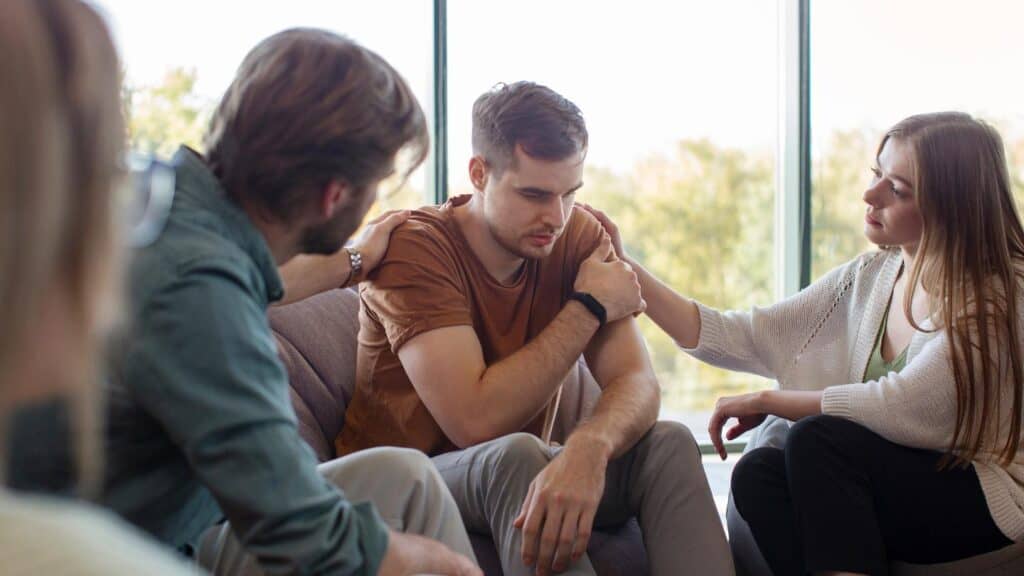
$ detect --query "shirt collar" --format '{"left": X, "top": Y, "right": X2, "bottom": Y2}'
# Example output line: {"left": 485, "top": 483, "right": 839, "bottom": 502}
{"left": 171, "top": 146, "right": 284, "bottom": 302}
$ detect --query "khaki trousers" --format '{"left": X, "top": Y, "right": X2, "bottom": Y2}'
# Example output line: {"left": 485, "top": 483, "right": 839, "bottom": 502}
{"left": 198, "top": 447, "right": 476, "bottom": 575}
{"left": 431, "top": 421, "right": 734, "bottom": 576}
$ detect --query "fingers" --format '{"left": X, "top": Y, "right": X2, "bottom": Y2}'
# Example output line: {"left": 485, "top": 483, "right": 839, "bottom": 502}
{"left": 371, "top": 209, "right": 411, "bottom": 233}
{"left": 514, "top": 481, "right": 537, "bottom": 529}
{"left": 708, "top": 404, "right": 728, "bottom": 461}
{"left": 726, "top": 417, "right": 757, "bottom": 441}
{"left": 551, "top": 506, "right": 581, "bottom": 572}
{"left": 572, "top": 505, "right": 595, "bottom": 563}
{"left": 725, "top": 422, "right": 746, "bottom": 442}
{"left": 633, "top": 297, "right": 648, "bottom": 317}
{"left": 520, "top": 496, "right": 545, "bottom": 568}
{"left": 580, "top": 203, "right": 613, "bottom": 230}
{"left": 535, "top": 508, "right": 564, "bottom": 576}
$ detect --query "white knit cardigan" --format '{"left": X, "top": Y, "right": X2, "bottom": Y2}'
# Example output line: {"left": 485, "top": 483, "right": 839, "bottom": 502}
{"left": 685, "top": 248, "right": 1024, "bottom": 541}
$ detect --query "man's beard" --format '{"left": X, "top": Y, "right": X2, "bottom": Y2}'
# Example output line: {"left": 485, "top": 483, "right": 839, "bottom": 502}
{"left": 486, "top": 218, "right": 556, "bottom": 260}
{"left": 299, "top": 203, "right": 363, "bottom": 255}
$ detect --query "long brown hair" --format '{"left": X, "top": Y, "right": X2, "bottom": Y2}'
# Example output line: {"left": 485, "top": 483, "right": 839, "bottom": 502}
{"left": 0, "top": 0, "right": 123, "bottom": 489}
{"left": 888, "top": 112, "right": 1024, "bottom": 466}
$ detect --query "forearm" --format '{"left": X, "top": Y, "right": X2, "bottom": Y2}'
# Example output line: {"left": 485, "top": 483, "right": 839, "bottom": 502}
{"left": 566, "top": 370, "right": 660, "bottom": 460}
{"left": 760, "top": 389, "right": 822, "bottom": 421}
{"left": 276, "top": 251, "right": 353, "bottom": 306}
{"left": 469, "top": 301, "right": 601, "bottom": 441}
{"left": 626, "top": 256, "right": 702, "bottom": 348}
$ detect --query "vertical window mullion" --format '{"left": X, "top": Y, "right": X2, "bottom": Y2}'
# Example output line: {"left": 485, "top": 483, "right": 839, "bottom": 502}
{"left": 798, "top": 0, "right": 812, "bottom": 289}
{"left": 776, "top": 0, "right": 804, "bottom": 299}
{"left": 429, "top": 0, "right": 448, "bottom": 205}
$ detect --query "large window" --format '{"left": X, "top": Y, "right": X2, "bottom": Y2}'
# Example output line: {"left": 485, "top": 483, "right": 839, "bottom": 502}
{"left": 448, "top": 0, "right": 780, "bottom": 436}
{"left": 810, "top": 0, "right": 1024, "bottom": 278}
{"left": 93, "top": 0, "right": 1024, "bottom": 447}
{"left": 93, "top": 0, "right": 433, "bottom": 214}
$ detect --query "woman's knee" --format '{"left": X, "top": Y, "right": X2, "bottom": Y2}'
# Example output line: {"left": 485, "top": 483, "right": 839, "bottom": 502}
{"left": 786, "top": 414, "right": 856, "bottom": 462}
{"left": 730, "top": 447, "right": 784, "bottom": 517}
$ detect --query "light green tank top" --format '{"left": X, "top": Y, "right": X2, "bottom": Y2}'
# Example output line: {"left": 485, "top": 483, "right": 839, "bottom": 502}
{"left": 863, "top": 297, "right": 909, "bottom": 381}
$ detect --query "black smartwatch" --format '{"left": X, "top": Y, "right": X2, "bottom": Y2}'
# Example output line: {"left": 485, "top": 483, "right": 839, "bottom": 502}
{"left": 569, "top": 291, "right": 607, "bottom": 326}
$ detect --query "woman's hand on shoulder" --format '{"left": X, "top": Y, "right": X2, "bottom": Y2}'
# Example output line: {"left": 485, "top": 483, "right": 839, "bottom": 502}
{"left": 578, "top": 203, "right": 627, "bottom": 261}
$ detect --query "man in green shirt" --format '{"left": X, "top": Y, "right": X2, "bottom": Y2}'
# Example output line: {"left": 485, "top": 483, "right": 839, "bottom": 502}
{"left": 102, "top": 29, "right": 479, "bottom": 576}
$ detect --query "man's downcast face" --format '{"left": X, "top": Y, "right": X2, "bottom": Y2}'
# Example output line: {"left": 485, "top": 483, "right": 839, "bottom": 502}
{"left": 482, "top": 147, "right": 585, "bottom": 260}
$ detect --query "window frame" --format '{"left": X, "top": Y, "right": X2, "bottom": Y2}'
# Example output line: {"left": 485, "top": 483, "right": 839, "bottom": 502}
{"left": 426, "top": 0, "right": 810, "bottom": 453}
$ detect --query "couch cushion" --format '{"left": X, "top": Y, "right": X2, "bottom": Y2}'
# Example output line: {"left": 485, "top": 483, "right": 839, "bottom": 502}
{"left": 270, "top": 287, "right": 360, "bottom": 461}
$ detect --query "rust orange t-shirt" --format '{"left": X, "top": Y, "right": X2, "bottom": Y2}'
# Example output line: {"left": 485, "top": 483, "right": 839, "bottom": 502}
{"left": 336, "top": 194, "right": 606, "bottom": 457}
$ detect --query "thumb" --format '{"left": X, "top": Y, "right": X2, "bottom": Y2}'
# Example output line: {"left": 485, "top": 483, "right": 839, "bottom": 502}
{"left": 588, "top": 234, "right": 612, "bottom": 262}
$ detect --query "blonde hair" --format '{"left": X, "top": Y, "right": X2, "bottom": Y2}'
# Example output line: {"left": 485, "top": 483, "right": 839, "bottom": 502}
{"left": 886, "top": 112, "right": 1024, "bottom": 467}
{"left": 0, "top": 0, "right": 124, "bottom": 491}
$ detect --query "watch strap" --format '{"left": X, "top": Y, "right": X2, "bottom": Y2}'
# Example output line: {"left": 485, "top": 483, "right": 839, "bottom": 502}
{"left": 343, "top": 247, "right": 363, "bottom": 286}
{"left": 569, "top": 291, "right": 607, "bottom": 326}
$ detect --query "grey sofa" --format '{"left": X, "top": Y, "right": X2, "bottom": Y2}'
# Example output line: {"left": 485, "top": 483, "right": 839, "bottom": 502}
{"left": 268, "top": 287, "right": 649, "bottom": 575}
{"left": 729, "top": 416, "right": 1024, "bottom": 576}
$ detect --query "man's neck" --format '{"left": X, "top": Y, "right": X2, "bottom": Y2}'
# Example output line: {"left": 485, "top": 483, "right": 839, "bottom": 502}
{"left": 454, "top": 195, "right": 525, "bottom": 285}
{"left": 241, "top": 201, "right": 300, "bottom": 266}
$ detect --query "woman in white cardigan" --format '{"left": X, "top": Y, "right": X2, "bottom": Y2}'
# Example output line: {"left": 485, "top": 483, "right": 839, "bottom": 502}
{"left": 583, "top": 112, "right": 1022, "bottom": 575}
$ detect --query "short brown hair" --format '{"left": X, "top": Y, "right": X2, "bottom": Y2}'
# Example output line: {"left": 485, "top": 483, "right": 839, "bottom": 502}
{"left": 472, "top": 81, "right": 587, "bottom": 174}
{"left": 204, "top": 29, "right": 428, "bottom": 220}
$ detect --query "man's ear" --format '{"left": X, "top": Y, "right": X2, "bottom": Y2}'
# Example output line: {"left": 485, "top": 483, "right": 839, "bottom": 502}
{"left": 468, "top": 156, "right": 489, "bottom": 193}
{"left": 320, "top": 179, "right": 353, "bottom": 219}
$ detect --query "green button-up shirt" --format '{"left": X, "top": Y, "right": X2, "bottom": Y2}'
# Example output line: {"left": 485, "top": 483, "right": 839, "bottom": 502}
{"left": 102, "top": 146, "right": 387, "bottom": 574}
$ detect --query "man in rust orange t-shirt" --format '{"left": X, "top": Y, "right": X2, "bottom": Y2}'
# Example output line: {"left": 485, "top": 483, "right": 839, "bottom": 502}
{"left": 337, "top": 82, "right": 732, "bottom": 576}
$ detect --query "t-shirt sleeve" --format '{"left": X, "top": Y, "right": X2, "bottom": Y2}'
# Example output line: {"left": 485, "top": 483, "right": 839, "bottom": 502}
{"left": 565, "top": 205, "right": 613, "bottom": 277}
{"left": 361, "top": 223, "right": 473, "bottom": 353}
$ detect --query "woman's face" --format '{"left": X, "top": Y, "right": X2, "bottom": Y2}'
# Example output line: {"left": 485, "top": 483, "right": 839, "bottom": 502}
{"left": 863, "top": 137, "right": 924, "bottom": 251}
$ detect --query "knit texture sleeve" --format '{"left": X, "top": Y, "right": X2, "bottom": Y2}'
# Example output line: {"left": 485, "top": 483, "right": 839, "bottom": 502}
{"left": 683, "top": 255, "right": 867, "bottom": 380}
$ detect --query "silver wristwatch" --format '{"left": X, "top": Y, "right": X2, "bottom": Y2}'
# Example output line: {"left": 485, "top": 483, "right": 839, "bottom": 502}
{"left": 344, "top": 247, "right": 363, "bottom": 285}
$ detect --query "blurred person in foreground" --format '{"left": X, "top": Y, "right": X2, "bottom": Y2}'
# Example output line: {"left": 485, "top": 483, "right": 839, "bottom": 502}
{"left": 0, "top": 0, "right": 200, "bottom": 573}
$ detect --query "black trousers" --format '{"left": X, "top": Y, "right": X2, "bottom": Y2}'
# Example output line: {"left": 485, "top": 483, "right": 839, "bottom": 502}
{"left": 731, "top": 415, "right": 1012, "bottom": 575}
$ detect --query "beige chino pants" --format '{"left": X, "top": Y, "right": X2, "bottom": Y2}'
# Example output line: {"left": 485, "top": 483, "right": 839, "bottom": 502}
{"left": 431, "top": 421, "right": 734, "bottom": 576}
{"left": 197, "top": 447, "right": 476, "bottom": 575}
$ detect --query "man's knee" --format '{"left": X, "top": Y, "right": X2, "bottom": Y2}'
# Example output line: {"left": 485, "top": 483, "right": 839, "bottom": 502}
{"left": 469, "top": 433, "right": 553, "bottom": 511}
{"left": 487, "top": 432, "right": 551, "bottom": 473}
{"left": 328, "top": 446, "right": 437, "bottom": 488}
{"left": 639, "top": 420, "right": 700, "bottom": 462}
